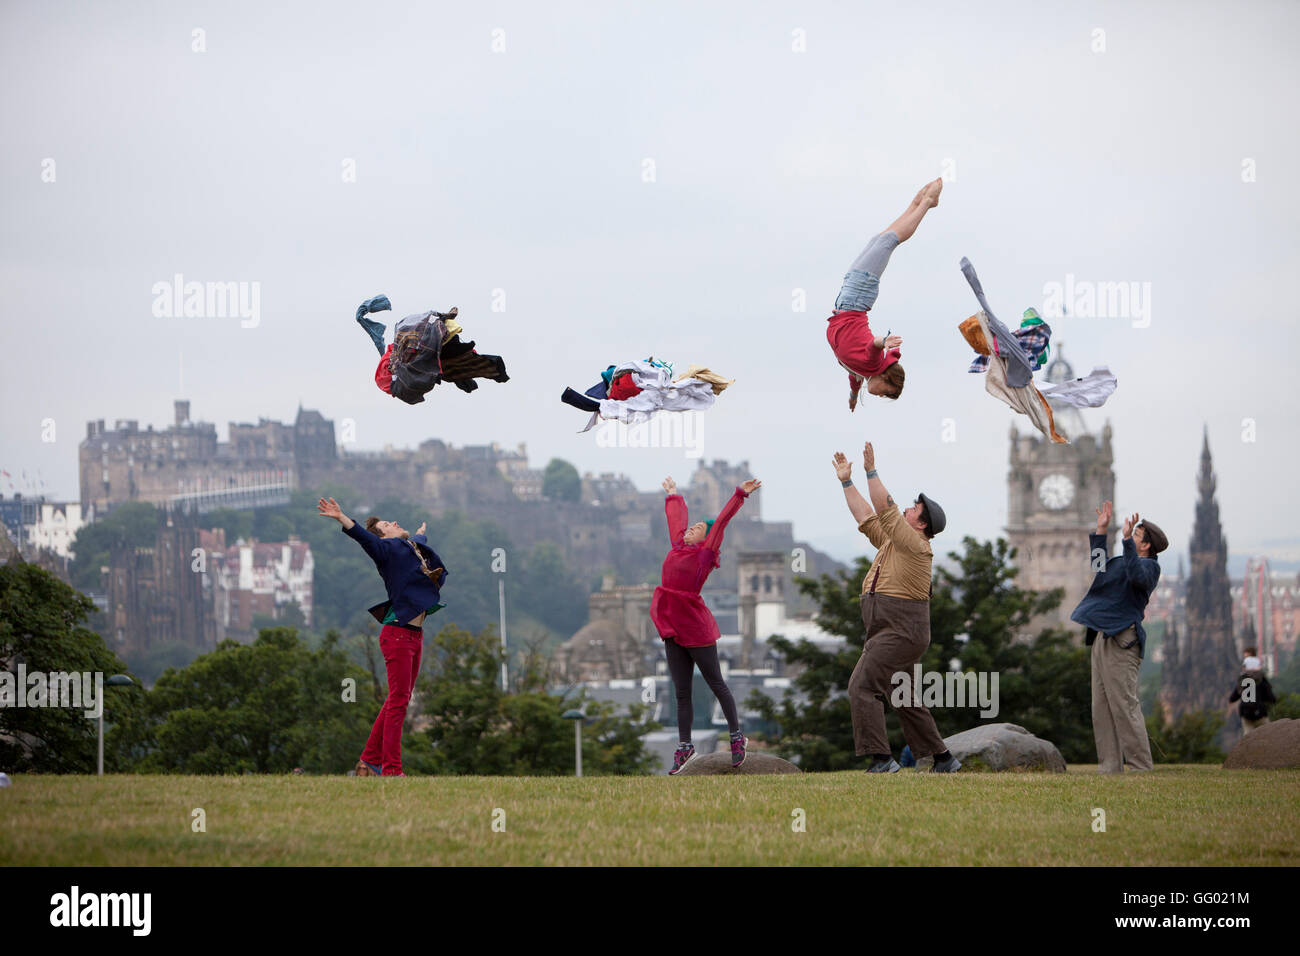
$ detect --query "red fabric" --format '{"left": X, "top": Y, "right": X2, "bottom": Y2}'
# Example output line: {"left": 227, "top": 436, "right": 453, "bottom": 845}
{"left": 374, "top": 344, "right": 394, "bottom": 395}
{"left": 826, "top": 310, "right": 901, "bottom": 394}
{"left": 608, "top": 371, "right": 642, "bottom": 401}
{"left": 650, "top": 489, "right": 748, "bottom": 647}
{"left": 360, "top": 624, "right": 423, "bottom": 774}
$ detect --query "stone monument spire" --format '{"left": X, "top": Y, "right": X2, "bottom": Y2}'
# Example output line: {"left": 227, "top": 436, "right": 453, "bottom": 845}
{"left": 1160, "top": 428, "right": 1238, "bottom": 721}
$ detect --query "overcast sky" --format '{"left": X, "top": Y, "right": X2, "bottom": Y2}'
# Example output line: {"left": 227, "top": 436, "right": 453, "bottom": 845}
{"left": 3, "top": 0, "right": 1297, "bottom": 570}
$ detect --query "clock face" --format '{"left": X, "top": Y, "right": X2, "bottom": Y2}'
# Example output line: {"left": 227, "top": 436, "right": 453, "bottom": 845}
{"left": 1039, "top": 474, "right": 1075, "bottom": 510}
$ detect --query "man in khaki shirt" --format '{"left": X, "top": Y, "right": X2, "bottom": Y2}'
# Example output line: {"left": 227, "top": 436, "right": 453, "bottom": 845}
{"left": 833, "top": 442, "right": 960, "bottom": 773}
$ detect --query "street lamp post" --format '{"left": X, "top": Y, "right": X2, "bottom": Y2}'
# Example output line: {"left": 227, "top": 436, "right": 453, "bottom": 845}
{"left": 98, "top": 674, "right": 136, "bottom": 776}
{"left": 562, "top": 709, "right": 585, "bottom": 778}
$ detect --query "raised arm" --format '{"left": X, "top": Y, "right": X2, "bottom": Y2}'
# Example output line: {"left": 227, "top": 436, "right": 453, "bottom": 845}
{"left": 1088, "top": 501, "right": 1113, "bottom": 575}
{"left": 662, "top": 476, "right": 688, "bottom": 544}
{"left": 833, "top": 452, "right": 873, "bottom": 525}
{"left": 861, "top": 442, "right": 893, "bottom": 515}
{"left": 1121, "top": 513, "right": 1160, "bottom": 594}
{"left": 702, "top": 480, "right": 758, "bottom": 551}
{"left": 319, "top": 497, "right": 387, "bottom": 568}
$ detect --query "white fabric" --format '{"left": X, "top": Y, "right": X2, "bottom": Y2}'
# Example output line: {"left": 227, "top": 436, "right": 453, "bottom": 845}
{"left": 972, "top": 312, "right": 1066, "bottom": 443}
{"left": 591, "top": 359, "right": 717, "bottom": 428}
{"left": 1040, "top": 366, "right": 1117, "bottom": 409}
{"left": 1243, "top": 656, "right": 1262, "bottom": 671}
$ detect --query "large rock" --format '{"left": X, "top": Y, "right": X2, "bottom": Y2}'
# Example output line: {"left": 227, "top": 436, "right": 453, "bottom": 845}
{"left": 932, "top": 722, "right": 1067, "bottom": 772}
{"left": 675, "top": 751, "right": 801, "bottom": 775}
{"left": 1223, "top": 718, "right": 1300, "bottom": 769}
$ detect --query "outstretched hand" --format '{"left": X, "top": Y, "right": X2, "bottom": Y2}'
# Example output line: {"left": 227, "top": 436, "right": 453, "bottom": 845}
{"left": 416, "top": 522, "right": 427, "bottom": 536}
{"left": 832, "top": 452, "right": 852, "bottom": 481}
{"left": 1096, "top": 500, "right": 1113, "bottom": 534}
{"left": 317, "top": 497, "right": 343, "bottom": 521}
{"left": 740, "top": 479, "right": 762, "bottom": 495}
{"left": 662, "top": 476, "right": 677, "bottom": 495}
{"left": 862, "top": 441, "right": 876, "bottom": 472}
{"left": 883, "top": 335, "right": 903, "bottom": 350}
{"left": 1122, "top": 512, "right": 1139, "bottom": 539}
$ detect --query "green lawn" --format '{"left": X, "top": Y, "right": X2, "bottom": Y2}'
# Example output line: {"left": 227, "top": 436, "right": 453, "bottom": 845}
{"left": 2, "top": 766, "right": 1296, "bottom": 866}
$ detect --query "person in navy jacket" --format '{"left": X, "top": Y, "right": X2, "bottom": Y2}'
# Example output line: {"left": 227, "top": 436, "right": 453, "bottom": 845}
{"left": 318, "top": 497, "right": 448, "bottom": 777}
{"left": 1070, "top": 500, "right": 1168, "bottom": 774}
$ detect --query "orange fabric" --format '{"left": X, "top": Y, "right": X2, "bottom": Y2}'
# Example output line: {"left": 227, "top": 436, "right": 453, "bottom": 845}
{"left": 959, "top": 314, "right": 991, "bottom": 354}
{"left": 1035, "top": 387, "right": 1067, "bottom": 443}
{"left": 959, "top": 313, "right": 1067, "bottom": 443}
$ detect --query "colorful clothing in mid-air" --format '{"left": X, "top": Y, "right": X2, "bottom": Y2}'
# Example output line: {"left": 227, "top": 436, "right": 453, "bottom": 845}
{"left": 968, "top": 308, "right": 1050, "bottom": 374}
{"left": 561, "top": 358, "right": 730, "bottom": 432}
{"left": 355, "top": 295, "right": 508, "bottom": 404}
{"left": 957, "top": 258, "right": 1116, "bottom": 443}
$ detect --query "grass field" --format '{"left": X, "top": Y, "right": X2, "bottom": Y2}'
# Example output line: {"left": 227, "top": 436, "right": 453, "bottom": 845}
{"left": 2, "top": 766, "right": 1297, "bottom": 866}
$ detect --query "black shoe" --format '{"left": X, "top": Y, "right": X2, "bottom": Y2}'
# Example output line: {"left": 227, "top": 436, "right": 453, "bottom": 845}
{"left": 865, "top": 757, "right": 901, "bottom": 773}
{"left": 930, "top": 754, "right": 962, "bottom": 773}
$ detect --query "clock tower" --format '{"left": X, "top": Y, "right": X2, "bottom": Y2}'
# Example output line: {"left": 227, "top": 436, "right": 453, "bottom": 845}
{"left": 1005, "top": 347, "right": 1116, "bottom": 629}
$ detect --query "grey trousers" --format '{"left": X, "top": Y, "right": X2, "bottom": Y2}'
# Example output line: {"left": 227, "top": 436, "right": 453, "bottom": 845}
{"left": 1091, "top": 629, "right": 1153, "bottom": 772}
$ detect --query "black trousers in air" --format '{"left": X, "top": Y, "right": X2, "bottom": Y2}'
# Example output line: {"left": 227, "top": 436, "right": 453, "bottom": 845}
{"left": 664, "top": 639, "right": 740, "bottom": 742}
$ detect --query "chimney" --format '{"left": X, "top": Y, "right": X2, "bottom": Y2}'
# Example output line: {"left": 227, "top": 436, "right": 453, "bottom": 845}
{"left": 175, "top": 400, "right": 191, "bottom": 427}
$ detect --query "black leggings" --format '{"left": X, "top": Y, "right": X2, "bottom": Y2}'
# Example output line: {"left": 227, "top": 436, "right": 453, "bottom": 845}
{"left": 664, "top": 639, "right": 740, "bottom": 742}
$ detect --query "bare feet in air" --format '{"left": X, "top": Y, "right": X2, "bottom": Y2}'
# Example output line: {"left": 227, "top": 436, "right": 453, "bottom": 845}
{"left": 923, "top": 177, "right": 943, "bottom": 207}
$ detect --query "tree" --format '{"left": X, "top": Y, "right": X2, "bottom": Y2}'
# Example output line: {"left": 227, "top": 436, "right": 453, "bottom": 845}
{"left": 518, "top": 540, "right": 589, "bottom": 635}
{"left": 417, "top": 624, "right": 657, "bottom": 775}
{"left": 542, "top": 458, "right": 582, "bottom": 502}
{"left": 0, "top": 562, "right": 142, "bottom": 772}
{"left": 747, "top": 536, "right": 1094, "bottom": 769}
{"left": 111, "top": 627, "right": 380, "bottom": 773}
{"left": 1145, "top": 703, "right": 1224, "bottom": 763}
{"left": 68, "top": 501, "right": 162, "bottom": 591}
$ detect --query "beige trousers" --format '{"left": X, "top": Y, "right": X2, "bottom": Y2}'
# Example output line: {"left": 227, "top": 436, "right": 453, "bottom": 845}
{"left": 1091, "top": 629, "right": 1153, "bottom": 773}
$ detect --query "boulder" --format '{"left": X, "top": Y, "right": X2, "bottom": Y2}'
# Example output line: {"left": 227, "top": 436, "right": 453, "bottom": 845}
{"left": 675, "top": 751, "right": 801, "bottom": 775}
{"left": 1223, "top": 718, "right": 1300, "bottom": 769}
{"left": 930, "top": 722, "right": 1067, "bottom": 772}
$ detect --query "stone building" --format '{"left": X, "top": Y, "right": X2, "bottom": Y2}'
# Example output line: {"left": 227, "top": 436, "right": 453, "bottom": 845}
{"left": 24, "top": 501, "right": 90, "bottom": 560}
{"left": 688, "top": 459, "right": 760, "bottom": 522}
{"left": 1005, "top": 391, "right": 1116, "bottom": 628}
{"left": 102, "top": 508, "right": 217, "bottom": 658}
{"left": 1161, "top": 431, "right": 1239, "bottom": 721}
{"left": 201, "top": 529, "right": 314, "bottom": 636}
{"left": 556, "top": 578, "right": 656, "bottom": 681}
{"left": 1232, "top": 558, "right": 1299, "bottom": 671}
{"left": 79, "top": 400, "right": 301, "bottom": 514}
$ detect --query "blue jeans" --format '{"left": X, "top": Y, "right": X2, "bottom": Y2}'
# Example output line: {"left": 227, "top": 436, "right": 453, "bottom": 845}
{"left": 834, "top": 231, "right": 899, "bottom": 311}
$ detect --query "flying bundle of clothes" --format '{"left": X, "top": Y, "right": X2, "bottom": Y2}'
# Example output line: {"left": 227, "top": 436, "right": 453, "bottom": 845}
{"left": 355, "top": 295, "right": 508, "bottom": 405}
{"left": 560, "top": 358, "right": 734, "bottom": 432}
{"left": 957, "top": 258, "right": 1116, "bottom": 444}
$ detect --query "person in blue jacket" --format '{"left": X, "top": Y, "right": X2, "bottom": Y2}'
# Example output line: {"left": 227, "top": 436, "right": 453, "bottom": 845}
{"left": 1070, "top": 500, "right": 1168, "bottom": 774}
{"left": 317, "top": 497, "right": 448, "bottom": 777}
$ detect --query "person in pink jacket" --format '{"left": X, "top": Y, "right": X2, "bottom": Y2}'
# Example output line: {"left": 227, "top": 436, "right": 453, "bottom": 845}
{"left": 827, "top": 177, "right": 944, "bottom": 411}
{"left": 652, "top": 475, "right": 761, "bottom": 774}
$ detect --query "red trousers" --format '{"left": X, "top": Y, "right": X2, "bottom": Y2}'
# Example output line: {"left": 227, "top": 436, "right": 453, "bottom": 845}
{"left": 360, "top": 624, "right": 423, "bottom": 775}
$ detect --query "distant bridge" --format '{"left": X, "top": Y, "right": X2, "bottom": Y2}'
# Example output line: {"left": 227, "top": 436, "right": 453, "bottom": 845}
{"left": 167, "top": 472, "right": 293, "bottom": 514}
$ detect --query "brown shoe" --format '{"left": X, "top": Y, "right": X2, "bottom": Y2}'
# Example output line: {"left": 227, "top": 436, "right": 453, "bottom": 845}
{"left": 354, "top": 758, "right": 380, "bottom": 777}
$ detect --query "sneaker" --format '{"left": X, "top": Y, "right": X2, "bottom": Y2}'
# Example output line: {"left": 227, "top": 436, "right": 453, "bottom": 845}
{"left": 930, "top": 754, "right": 962, "bottom": 773}
{"left": 865, "top": 757, "right": 901, "bottom": 773}
{"left": 730, "top": 735, "right": 748, "bottom": 768}
{"left": 668, "top": 744, "right": 697, "bottom": 775}
{"left": 355, "top": 758, "right": 381, "bottom": 777}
